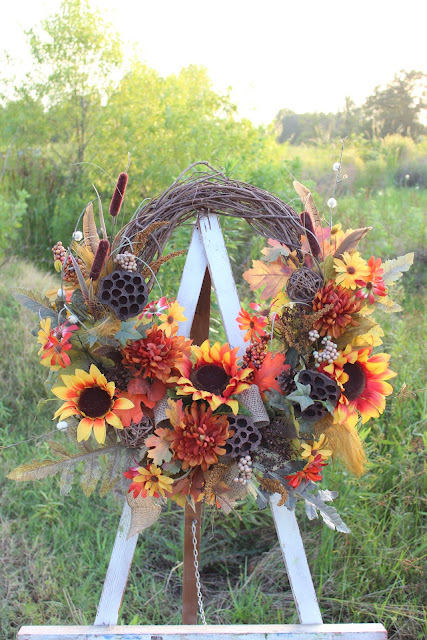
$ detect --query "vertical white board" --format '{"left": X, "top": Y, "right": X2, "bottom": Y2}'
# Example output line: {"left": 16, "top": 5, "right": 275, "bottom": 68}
{"left": 269, "top": 494, "right": 323, "bottom": 624}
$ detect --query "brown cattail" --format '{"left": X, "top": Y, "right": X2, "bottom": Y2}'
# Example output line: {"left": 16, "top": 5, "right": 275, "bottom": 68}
{"left": 90, "top": 239, "right": 110, "bottom": 281}
{"left": 300, "top": 211, "right": 321, "bottom": 257}
{"left": 109, "top": 172, "right": 128, "bottom": 217}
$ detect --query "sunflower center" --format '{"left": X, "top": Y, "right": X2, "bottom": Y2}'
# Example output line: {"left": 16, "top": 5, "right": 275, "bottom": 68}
{"left": 149, "top": 476, "right": 159, "bottom": 483}
{"left": 342, "top": 362, "right": 366, "bottom": 401}
{"left": 190, "top": 364, "right": 231, "bottom": 396}
{"left": 78, "top": 387, "right": 112, "bottom": 418}
{"left": 347, "top": 266, "right": 356, "bottom": 274}
{"left": 167, "top": 315, "right": 174, "bottom": 324}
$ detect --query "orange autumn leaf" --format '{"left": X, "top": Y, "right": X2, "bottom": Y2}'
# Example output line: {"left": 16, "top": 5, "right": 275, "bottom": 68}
{"left": 128, "top": 378, "right": 166, "bottom": 409}
{"left": 114, "top": 390, "right": 144, "bottom": 427}
{"left": 243, "top": 258, "right": 294, "bottom": 300}
{"left": 145, "top": 427, "right": 173, "bottom": 465}
{"left": 252, "top": 352, "right": 289, "bottom": 397}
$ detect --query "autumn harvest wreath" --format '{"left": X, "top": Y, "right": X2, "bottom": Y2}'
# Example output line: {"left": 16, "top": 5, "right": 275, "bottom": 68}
{"left": 8, "top": 161, "right": 414, "bottom": 537}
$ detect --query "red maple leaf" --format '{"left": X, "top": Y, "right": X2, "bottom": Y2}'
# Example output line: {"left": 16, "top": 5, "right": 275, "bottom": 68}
{"left": 252, "top": 352, "right": 289, "bottom": 397}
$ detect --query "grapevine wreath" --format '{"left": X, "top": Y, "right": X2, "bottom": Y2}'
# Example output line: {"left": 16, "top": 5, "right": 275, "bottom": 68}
{"left": 9, "top": 161, "right": 414, "bottom": 537}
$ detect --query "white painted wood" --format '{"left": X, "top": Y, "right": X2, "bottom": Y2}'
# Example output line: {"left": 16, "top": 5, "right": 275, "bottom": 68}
{"left": 176, "top": 222, "right": 209, "bottom": 339}
{"left": 198, "top": 214, "right": 246, "bottom": 354}
{"left": 269, "top": 494, "right": 323, "bottom": 625}
{"left": 17, "top": 623, "right": 388, "bottom": 639}
{"left": 94, "top": 501, "right": 138, "bottom": 625}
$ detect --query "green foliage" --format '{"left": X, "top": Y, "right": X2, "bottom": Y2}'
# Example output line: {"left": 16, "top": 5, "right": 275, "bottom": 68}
{"left": 0, "top": 190, "right": 28, "bottom": 260}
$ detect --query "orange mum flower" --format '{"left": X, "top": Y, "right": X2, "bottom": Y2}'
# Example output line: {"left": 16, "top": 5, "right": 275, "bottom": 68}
{"left": 165, "top": 399, "right": 231, "bottom": 471}
{"left": 172, "top": 340, "right": 252, "bottom": 413}
{"left": 52, "top": 364, "right": 134, "bottom": 444}
{"left": 320, "top": 345, "right": 396, "bottom": 428}
{"left": 312, "top": 280, "right": 362, "bottom": 339}
{"left": 237, "top": 305, "right": 267, "bottom": 342}
{"left": 121, "top": 327, "right": 192, "bottom": 383}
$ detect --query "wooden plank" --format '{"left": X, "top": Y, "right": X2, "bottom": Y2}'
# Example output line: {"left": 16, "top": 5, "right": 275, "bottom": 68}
{"left": 176, "top": 223, "right": 208, "bottom": 339}
{"left": 197, "top": 214, "right": 246, "bottom": 354}
{"left": 94, "top": 222, "right": 209, "bottom": 625}
{"left": 269, "top": 494, "right": 323, "bottom": 625}
{"left": 94, "top": 501, "right": 138, "bottom": 625}
{"left": 17, "top": 622, "right": 388, "bottom": 639}
{"left": 183, "top": 270, "right": 211, "bottom": 622}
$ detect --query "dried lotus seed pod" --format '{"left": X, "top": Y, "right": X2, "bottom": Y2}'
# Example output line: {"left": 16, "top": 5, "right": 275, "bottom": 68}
{"left": 225, "top": 415, "right": 261, "bottom": 458}
{"left": 97, "top": 270, "right": 148, "bottom": 321}
{"left": 295, "top": 369, "right": 340, "bottom": 422}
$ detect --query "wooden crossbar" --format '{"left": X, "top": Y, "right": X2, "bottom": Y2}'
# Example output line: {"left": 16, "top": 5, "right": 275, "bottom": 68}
{"left": 17, "top": 623, "right": 388, "bottom": 639}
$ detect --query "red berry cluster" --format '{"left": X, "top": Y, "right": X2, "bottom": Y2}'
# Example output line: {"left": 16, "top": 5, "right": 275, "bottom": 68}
{"left": 242, "top": 334, "right": 269, "bottom": 381}
{"left": 52, "top": 241, "right": 86, "bottom": 283}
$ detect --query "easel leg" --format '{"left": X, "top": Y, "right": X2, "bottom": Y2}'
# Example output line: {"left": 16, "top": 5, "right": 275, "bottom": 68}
{"left": 182, "top": 501, "right": 202, "bottom": 623}
{"left": 269, "top": 493, "right": 323, "bottom": 624}
{"left": 95, "top": 501, "right": 139, "bottom": 625}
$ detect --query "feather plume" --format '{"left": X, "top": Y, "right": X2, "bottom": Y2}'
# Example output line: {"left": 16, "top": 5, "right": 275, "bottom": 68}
{"left": 92, "top": 184, "right": 108, "bottom": 241}
{"left": 334, "top": 227, "right": 372, "bottom": 259}
{"left": 70, "top": 254, "right": 89, "bottom": 301}
{"left": 90, "top": 314, "right": 121, "bottom": 339}
{"left": 314, "top": 416, "right": 366, "bottom": 476}
{"left": 74, "top": 242, "right": 95, "bottom": 274}
{"left": 293, "top": 181, "right": 321, "bottom": 228}
{"left": 82, "top": 203, "right": 100, "bottom": 255}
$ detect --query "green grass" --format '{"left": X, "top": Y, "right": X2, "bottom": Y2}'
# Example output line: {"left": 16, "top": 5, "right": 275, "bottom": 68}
{"left": 1, "top": 185, "right": 426, "bottom": 639}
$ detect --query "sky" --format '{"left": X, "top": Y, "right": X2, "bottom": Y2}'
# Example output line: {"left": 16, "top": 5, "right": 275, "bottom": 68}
{"left": 2, "top": 0, "right": 426, "bottom": 125}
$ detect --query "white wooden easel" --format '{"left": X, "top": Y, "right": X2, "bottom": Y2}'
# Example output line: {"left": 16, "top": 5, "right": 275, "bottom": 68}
{"left": 18, "top": 214, "right": 387, "bottom": 639}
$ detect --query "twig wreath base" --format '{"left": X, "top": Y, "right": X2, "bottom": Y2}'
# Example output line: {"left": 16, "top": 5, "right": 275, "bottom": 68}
{"left": 118, "top": 162, "right": 304, "bottom": 267}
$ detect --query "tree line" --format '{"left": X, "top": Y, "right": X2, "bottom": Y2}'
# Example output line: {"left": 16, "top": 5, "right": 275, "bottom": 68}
{"left": 274, "top": 70, "right": 426, "bottom": 145}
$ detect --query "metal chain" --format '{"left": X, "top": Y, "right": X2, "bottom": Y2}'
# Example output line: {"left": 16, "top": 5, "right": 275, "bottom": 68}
{"left": 191, "top": 519, "right": 207, "bottom": 625}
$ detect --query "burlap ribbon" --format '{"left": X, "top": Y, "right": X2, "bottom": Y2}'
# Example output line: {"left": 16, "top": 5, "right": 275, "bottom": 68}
{"left": 153, "top": 395, "right": 170, "bottom": 428}
{"left": 126, "top": 493, "right": 162, "bottom": 538}
{"left": 238, "top": 384, "right": 270, "bottom": 428}
{"left": 153, "top": 385, "right": 269, "bottom": 429}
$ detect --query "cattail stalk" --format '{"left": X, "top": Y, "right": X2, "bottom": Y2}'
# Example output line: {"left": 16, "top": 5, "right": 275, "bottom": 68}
{"left": 90, "top": 239, "right": 110, "bottom": 281}
{"left": 110, "top": 172, "right": 128, "bottom": 217}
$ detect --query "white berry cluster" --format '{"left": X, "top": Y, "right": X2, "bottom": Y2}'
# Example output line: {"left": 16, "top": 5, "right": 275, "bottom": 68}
{"left": 308, "top": 329, "right": 320, "bottom": 342}
{"left": 313, "top": 336, "right": 339, "bottom": 366}
{"left": 114, "top": 251, "right": 137, "bottom": 271}
{"left": 234, "top": 455, "right": 253, "bottom": 484}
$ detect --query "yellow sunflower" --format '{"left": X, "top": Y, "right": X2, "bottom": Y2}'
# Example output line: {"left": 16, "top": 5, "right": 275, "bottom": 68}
{"left": 171, "top": 340, "right": 252, "bottom": 414}
{"left": 52, "top": 364, "right": 134, "bottom": 444}
{"left": 334, "top": 251, "right": 370, "bottom": 290}
{"left": 320, "top": 345, "right": 396, "bottom": 428}
{"left": 158, "top": 301, "right": 186, "bottom": 337}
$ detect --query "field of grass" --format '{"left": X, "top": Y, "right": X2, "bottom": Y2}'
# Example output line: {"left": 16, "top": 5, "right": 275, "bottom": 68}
{"left": 1, "top": 186, "right": 426, "bottom": 640}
